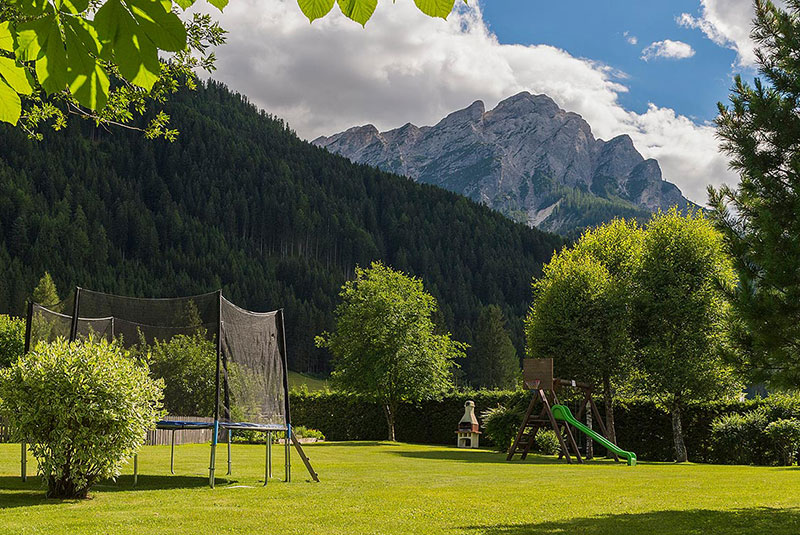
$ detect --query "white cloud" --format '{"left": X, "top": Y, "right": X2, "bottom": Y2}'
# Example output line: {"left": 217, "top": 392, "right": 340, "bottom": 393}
{"left": 677, "top": 0, "right": 769, "bottom": 67}
{"left": 641, "top": 39, "right": 696, "bottom": 61}
{"left": 624, "top": 31, "right": 638, "bottom": 45}
{"left": 194, "top": 0, "right": 735, "bottom": 204}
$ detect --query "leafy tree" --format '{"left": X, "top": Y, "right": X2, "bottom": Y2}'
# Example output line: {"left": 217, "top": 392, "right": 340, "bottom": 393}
{"left": 31, "top": 271, "right": 59, "bottom": 308}
{"left": 316, "top": 261, "right": 466, "bottom": 440}
{"left": 0, "top": 337, "right": 165, "bottom": 498}
{"left": 526, "top": 219, "right": 642, "bottom": 442}
{"left": 467, "top": 304, "right": 519, "bottom": 390}
{"left": 632, "top": 209, "right": 740, "bottom": 462}
{"left": 708, "top": 0, "right": 800, "bottom": 388}
{"left": 0, "top": 314, "right": 24, "bottom": 367}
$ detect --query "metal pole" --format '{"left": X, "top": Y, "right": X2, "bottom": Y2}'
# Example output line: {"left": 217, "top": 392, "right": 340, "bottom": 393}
{"left": 21, "top": 442, "right": 27, "bottom": 482}
{"left": 227, "top": 429, "right": 232, "bottom": 475}
{"left": 268, "top": 431, "right": 272, "bottom": 479}
{"left": 170, "top": 430, "right": 175, "bottom": 475}
{"left": 209, "top": 290, "right": 223, "bottom": 489}
{"left": 133, "top": 454, "right": 138, "bottom": 487}
{"left": 264, "top": 433, "right": 269, "bottom": 486}
{"left": 23, "top": 301, "right": 33, "bottom": 354}
{"left": 277, "top": 310, "right": 292, "bottom": 483}
{"left": 285, "top": 427, "right": 291, "bottom": 482}
{"left": 69, "top": 287, "right": 81, "bottom": 342}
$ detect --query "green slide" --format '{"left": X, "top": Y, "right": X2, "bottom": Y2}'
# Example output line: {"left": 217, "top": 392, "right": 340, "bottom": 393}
{"left": 551, "top": 404, "right": 637, "bottom": 466}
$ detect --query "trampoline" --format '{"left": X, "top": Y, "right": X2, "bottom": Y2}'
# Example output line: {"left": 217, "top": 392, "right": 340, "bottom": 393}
{"left": 21, "top": 288, "right": 319, "bottom": 487}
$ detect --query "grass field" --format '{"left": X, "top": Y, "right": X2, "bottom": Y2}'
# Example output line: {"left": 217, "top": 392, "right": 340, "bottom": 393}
{"left": 2, "top": 442, "right": 800, "bottom": 534}
{"left": 287, "top": 370, "right": 328, "bottom": 391}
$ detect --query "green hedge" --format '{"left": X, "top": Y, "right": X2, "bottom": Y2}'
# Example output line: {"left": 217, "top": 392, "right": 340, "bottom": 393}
{"left": 289, "top": 391, "right": 800, "bottom": 462}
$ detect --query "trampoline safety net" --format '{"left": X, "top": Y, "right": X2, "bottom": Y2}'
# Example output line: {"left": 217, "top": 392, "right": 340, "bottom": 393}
{"left": 26, "top": 288, "right": 290, "bottom": 429}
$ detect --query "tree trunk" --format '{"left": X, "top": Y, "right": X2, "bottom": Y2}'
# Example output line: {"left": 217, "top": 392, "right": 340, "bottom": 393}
{"left": 671, "top": 399, "right": 688, "bottom": 463}
{"left": 383, "top": 403, "right": 396, "bottom": 441}
{"left": 603, "top": 375, "right": 617, "bottom": 445}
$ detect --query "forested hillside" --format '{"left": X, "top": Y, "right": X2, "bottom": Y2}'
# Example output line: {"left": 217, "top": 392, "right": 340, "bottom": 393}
{"left": 0, "top": 80, "right": 563, "bottom": 373}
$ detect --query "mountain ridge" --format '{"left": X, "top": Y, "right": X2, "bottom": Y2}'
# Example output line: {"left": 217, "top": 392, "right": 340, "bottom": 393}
{"left": 314, "top": 92, "right": 692, "bottom": 234}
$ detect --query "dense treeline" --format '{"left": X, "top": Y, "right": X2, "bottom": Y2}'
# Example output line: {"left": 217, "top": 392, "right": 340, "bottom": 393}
{"left": 0, "top": 80, "right": 563, "bottom": 373}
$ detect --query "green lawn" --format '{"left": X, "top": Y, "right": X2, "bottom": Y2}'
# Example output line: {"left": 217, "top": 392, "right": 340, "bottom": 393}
{"left": 287, "top": 370, "right": 328, "bottom": 391}
{"left": 2, "top": 442, "right": 800, "bottom": 534}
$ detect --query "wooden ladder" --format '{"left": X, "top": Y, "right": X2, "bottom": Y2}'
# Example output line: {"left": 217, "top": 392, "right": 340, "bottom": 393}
{"left": 507, "top": 388, "right": 582, "bottom": 464}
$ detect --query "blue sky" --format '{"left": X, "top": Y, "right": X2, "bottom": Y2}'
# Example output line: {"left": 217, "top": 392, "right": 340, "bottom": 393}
{"left": 482, "top": 0, "right": 746, "bottom": 123}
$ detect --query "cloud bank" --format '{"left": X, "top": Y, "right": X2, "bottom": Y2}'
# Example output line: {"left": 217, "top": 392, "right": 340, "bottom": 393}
{"left": 196, "top": 0, "right": 736, "bottom": 204}
{"left": 641, "top": 39, "right": 695, "bottom": 61}
{"left": 678, "top": 0, "right": 765, "bottom": 67}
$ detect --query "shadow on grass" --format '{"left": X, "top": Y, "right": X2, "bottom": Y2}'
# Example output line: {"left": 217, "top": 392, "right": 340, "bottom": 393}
{"left": 465, "top": 507, "right": 800, "bottom": 535}
{"left": 391, "top": 448, "right": 623, "bottom": 465}
{"left": 0, "top": 474, "right": 226, "bottom": 509}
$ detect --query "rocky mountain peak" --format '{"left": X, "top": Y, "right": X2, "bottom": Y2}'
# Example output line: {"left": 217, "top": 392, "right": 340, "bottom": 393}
{"left": 313, "top": 94, "right": 692, "bottom": 234}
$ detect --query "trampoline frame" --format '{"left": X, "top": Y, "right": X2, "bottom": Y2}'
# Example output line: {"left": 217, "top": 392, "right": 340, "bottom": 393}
{"left": 20, "top": 287, "right": 318, "bottom": 488}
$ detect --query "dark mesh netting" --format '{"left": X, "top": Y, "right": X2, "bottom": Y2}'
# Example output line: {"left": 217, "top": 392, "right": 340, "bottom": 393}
{"left": 220, "top": 298, "right": 288, "bottom": 426}
{"left": 28, "top": 303, "right": 113, "bottom": 348}
{"left": 26, "top": 289, "right": 289, "bottom": 428}
{"left": 74, "top": 289, "right": 219, "bottom": 348}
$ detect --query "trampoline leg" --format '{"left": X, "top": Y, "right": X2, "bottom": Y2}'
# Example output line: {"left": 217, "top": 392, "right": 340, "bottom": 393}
{"left": 268, "top": 432, "right": 272, "bottom": 479}
{"left": 285, "top": 427, "right": 291, "bottom": 483}
{"left": 209, "top": 443, "right": 216, "bottom": 488}
{"left": 21, "top": 441, "right": 27, "bottom": 482}
{"left": 264, "top": 435, "right": 269, "bottom": 486}
{"left": 170, "top": 430, "right": 175, "bottom": 475}
{"left": 227, "top": 430, "right": 232, "bottom": 476}
{"left": 133, "top": 454, "right": 138, "bottom": 487}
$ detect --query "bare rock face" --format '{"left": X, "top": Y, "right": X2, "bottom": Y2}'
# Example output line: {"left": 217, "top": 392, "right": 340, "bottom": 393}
{"left": 313, "top": 92, "right": 692, "bottom": 234}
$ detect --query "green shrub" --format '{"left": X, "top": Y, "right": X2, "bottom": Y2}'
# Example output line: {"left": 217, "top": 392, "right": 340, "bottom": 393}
{"left": 0, "top": 338, "right": 165, "bottom": 498}
{"left": 231, "top": 425, "right": 324, "bottom": 444}
{"left": 533, "top": 430, "right": 561, "bottom": 455}
{"left": 710, "top": 408, "right": 772, "bottom": 465}
{"left": 765, "top": 419, "right": 800, "bottom": 466}
{"left": 146, "top": 333, "right": 215, "bottom": 417}
{"left": 481, "top": 404, "right": 522, "bottom": 452}
{"left": 0, "top": 315, "right": 24, "bottom": 368}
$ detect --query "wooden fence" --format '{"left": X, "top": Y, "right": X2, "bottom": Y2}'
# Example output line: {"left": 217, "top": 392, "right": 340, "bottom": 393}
{"left": 146, "top": 416, "right": 214, "bottom": 446}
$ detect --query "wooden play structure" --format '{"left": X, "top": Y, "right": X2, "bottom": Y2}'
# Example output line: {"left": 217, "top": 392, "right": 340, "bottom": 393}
{"left": 506, "top": 358, "right": 636, "bottom": 466}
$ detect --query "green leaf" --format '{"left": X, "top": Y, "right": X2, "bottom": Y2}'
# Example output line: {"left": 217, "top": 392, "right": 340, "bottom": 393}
{"left": 95, "top": 0, "right": 162, "bottom": 90}
{"left": 337, "top": 0, "right": 377, "bottom": 26}
{"left": 64, "top": 19, "right": 109, "bottom": 109}
{"left": 174, "top": 0, "right": 196, "bottom": 9}
{"left": 413, "top": 0, "right": 455, "bottom": 19}
{"left": 0, "top": 78, "right": 22, "bottom": 125}
{"left": 0, "top": 22, "right": 14, "bottom": 52}
{"left": 17, "top": 15, "right": 71, "bottom": 95}
{"left": 114, "top": 14, "right": 160, "bottom": 89}
{"left": 205, "top": 0, "right": 227, "bottom": 11}
{"left": 127, "top": 0, "right": 187, "bottom": 52}
{"left": 0, "top": 57, "right": 33, "bottom": 95}
{"left": 297, "top": 0, "right": 334, "bottom": 22}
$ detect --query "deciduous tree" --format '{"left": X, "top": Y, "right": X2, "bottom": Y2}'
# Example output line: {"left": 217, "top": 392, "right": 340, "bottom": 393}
{"left": 633, "top": 209, "right": 740, "bottom": 462}
{"left": 316, "top": 261, "right": 466, "bottom": 440}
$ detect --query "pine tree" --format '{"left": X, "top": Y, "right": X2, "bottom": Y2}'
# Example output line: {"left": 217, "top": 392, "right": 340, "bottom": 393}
{"left": 32, "top": 272, "right": 61, "bottom": 310}
{"left": 469, "top": 305, "right": 519, "bottom": 390}
{"left": 709, "top": 0, "right": 800, "bottom": 387}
